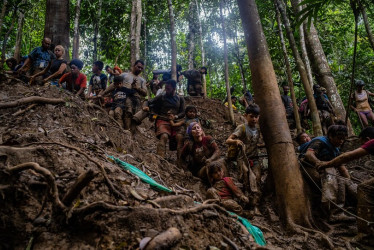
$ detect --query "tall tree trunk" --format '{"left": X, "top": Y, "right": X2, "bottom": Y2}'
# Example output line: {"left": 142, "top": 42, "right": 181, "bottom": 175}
{"left": 233, "top": 24, "right": 247, "bottom": 91}
{"left": 14, "top": 4, "right": 26, "bottom": 62}
{"left": 275, "top": 5, "right": 302, "bottom": 133}
{"left": 44, "top": 0, "right": 70, "bottom": 59}
{"left": 92, "top": 0, "right": 102, "bottom": 62}
{"left": 130, "top": 0, "right": 142, "bottom": 66}
{"left": 196, "top": 0, "right": 206, "bottom": 96}
{"left": 220, "top": 0, "right": 234, "bottom": 124}
{"left": 0, "top": 0, "right": 7, "bottom": 38}
{"left": 167, "top": 0, "right": 177, "bottom": 81}
{"left": 276, "top": 0, "right": 322, "bottom": 136}
{"left": 359, "top": 1, "right": 374, "bottom": 51}
{"left": 1, "top": 9, "right": 16, "bottom": 68}
{"left": 187, "top": 0, "right": 196, "bottom": 70}
{"left": 72, "top": 0, "right": 82, "bottom": 59}
{"left": 291, "top": 0, "right": 353, "bottom": 134}
{"left": 299, "top": 26, "right": 314, "bottom": 88}
{"left": 143, "top": 0, "right": 147, "bottom": 75}
{"left": 237, "top": 0, "right": 313, "bottom": 229}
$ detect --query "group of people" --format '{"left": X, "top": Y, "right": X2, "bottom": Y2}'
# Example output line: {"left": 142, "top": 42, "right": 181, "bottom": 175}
{"left": 6, "top": 38, "right": 374, "bottom": 229}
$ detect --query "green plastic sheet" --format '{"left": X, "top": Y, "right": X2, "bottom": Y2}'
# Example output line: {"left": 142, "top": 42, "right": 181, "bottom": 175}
{"left": 107, "top": 155, "right": 172, "bottom": 193}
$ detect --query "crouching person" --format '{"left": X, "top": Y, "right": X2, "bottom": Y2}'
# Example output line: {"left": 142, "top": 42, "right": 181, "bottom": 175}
{"left": 206, "top": 161, "right": 249, "bottom": 215}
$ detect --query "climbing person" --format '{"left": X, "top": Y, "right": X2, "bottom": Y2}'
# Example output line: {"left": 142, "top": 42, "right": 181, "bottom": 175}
{"left": 16, "top": 37, "right": 55, "bottom": 79}
{"left": 313, "top": 84, "right": 335, "bottom": 134}
{"left": 281, "top": 85, "right": 295, "bottom": 123}
{"left": 206, "top": 161, "right": 249, "bottom": 215}
{"left": 59, "top": 59, "right": 87, "bottom": 98}
{"left": 105, "top": 65, "right": 122, "bottom": 85}
{"left": 239, "top": 90, "right": 254, "bottom": 108}
{"left": 315, "top": 127, "right": 374, "bottom": 234}
{"left": 106, "top": 75, "right": 136, "bottom": 128}
{"left": 295, "top": 131, "right": 311, "bottom": 152}
{"left": 170, "top": 105, "right": 200, "bottom": 135}
{"left": 180, "top": 122, "right": 221, "bottom": 182}
{"left": 143, "top": 79, "right": 185, "bottom": 157}
{"left": 300, "top": 124, "right": 357, "bottom": 222}
{"left": 180, "top": 66, "right": 207, "bottom": 96}
{"left": 5, "top": 57, "right": 18, "bottom": 74}
{"left": 147, "top": 73, "right": 161, "bottom": 96}
{"left": 224, "top": 96, "right": 238, "bottom": 111}
{"left": 29, "top": 45, "right": 67, "bottom": 86}
{"left": 226, "top": 104, "right": 262, "bottom": 215}
{"left": 351, "top": 80, "right": 374, "bottom": 127}
{"left": 87, "top": 61, "right": 107, "bottom": 102}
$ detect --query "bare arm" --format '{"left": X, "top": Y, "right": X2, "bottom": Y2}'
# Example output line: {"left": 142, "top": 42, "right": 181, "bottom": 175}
{"left": 226, "top": 134, "right": 244, "bottom": 148}
{"left": 317, "top": 148, "right": 368, "bottom": 170}
{"left": 304, "top": 149, "right": 322, "bottom": 166}
{"left": 17, "top": 58, "right": 31, "bottom": 73}
{"left": 44, "top": 63, "right": 67, "bottom": 82}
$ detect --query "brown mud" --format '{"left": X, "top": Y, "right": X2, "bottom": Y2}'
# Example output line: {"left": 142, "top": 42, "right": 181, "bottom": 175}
{"left": 0, "top": 74, "right": 373, "bottom": 249}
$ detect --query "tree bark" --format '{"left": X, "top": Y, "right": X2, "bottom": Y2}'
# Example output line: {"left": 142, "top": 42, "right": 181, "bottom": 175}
{"left": 290, "top": 0, "right": 353, "bottom": 134}
{"left": 72, "top": 0, "right": 82, "bottom": 59}
{"left": 1, "top": 8, "right": 17, "bottom": 68}
{"left": 143, "top": 0, "right": 147, "bottom": 76}
{"left": 196, "top": 0, "right": 206, "bottom": 96}
{"left": 0, "top": 0, "right": 7, "bottom": 39}
{"left": 359, "top": 1, "right": 374, "bottom": 51}
{"left": 14, "top": 5, "right": 25, "bottom": 62}
{"left": 135, "top": 0, "right": 142, "bottom": 61}
{"left": 237, "top": 0, "right": 313, "bottom": 228}
{"left": 92, "top": 0, "right": 103, "bottom": 62}
{"left": 167, "top": 0, "right": 177, "bottom": 81}
{"left": 44, "top": 0, "right": 70, "bottom": 59}
{"left": 220, "top": 0, "right": 234, "bottom": 124}
{"left": 187, "top": 0, "right": 196, "bottom": 70}
{"left": 275, "top": 5, "right": 302, "bottom": 133}
{"left": 276, "top": 0, "right": 322, "bottom": 136}
{"left": 233, "top": 24, "right": 247, "bottom": 92}
{"left": 130, "top": 0, "right": 142, "bottom": 66}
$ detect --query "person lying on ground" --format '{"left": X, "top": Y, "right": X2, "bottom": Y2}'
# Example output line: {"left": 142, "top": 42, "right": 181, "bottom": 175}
{"left": 106, "top": 75, "right": 136, "bottom": 128}
{"left": 16, "top": 37, "right": 55, "bottom": 78}
{"left": 302, "top": 124, "right": 357, "bottom": 221}
{"left": 142, "top": 79, "right": 185, "bottom": 157}
{"left": 100, "top": 60, "right": 146, "bottom": 130}
{"left": 29, "top": 45, "right": 67, "bottom": 86}
{"left": 59, "top": 59, "right": 86, "bottom": 98}
{"left": 350, "top": 80, "right": 374, "bottom": 128}
{"left": 206, "top": 161, "right": 249, "bottom": 215}
{"left": 180, "top": 66, "right": 207, "bottom": 96}
{"left": 226, "top": 103, "right": 262, "bottom": 215}
{"left": 180, "top": 122, "right": 221, "bottom": 182}
{"left": 87, "top": 61, "right": 107, "bottom": 101}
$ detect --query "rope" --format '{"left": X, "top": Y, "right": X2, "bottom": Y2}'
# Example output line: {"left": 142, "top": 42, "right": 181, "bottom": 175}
{"left": 298, "top": 160, "right": 374, "bottom": 225}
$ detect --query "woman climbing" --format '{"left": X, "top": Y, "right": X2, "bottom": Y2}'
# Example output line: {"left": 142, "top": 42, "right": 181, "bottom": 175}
{"left": 351, "top": 80, "right": 374, "bottom": 127}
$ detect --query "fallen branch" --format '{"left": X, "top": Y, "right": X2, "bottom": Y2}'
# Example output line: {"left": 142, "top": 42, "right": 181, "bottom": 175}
{"left": 12, "top": 103, "right": 37, "bottom": 116}
{"left": 72, "top": 201, "right": 130, "bottom": 215}
{"left": 6, "top": 162, "right": 66, "bottom": 211}
{"left": 62, "top": 169, "right": 97, "bottom": 207}
{"left": 222, "top": 235, "right": 239, "bottom": 250}
{"left": 0, "top": 96, "right": 65, "bottom": 109}
{"left": 23, "top": 142, "right": 127, "bottom": 201}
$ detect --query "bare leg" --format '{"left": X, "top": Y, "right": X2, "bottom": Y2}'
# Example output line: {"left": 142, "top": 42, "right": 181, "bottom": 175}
{"left": 157, "top": 133, "right": 168, "bottom": 158}
{"left": 359, "top": 112, "right": 369, "bottom": 127}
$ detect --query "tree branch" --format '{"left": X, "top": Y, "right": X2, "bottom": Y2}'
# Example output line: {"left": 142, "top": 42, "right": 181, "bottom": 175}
{"left": 0, "top": 96, "right": 65, "bottom": 109}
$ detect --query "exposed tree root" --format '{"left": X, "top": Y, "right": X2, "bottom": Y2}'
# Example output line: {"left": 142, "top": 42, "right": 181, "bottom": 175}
{"left": 222, "top": 235, "right": 239, "bottom": 250}
{"left": 62, "top": 169, "right": 97, "bottom": 207}
{"left": 86, "top": 103, "right": 125, "bottom": 131}
{"left": 287, "top": 221, "right": 334, "bottom": 249}
{"left": 12, "top": 103, "right": 37, "bottom": 117}
{"left": 22, "top": 142, "right": 127, "bottom": 201}
{"left": 0, "top": 96, "right": 65, "bottom": 109}
{"left": 6, "top": 162, "right": 67, "bottom": 211}
{"left": 72, "top": 201, "right": 130, "bottom": 216}
{"left": 151, "top": 194, "right": 192, "bottom": 205}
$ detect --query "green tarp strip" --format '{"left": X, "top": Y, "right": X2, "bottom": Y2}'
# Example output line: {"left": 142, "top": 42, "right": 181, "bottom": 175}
{"left": 107, "top": 155, "right": 172, "bottom": 193}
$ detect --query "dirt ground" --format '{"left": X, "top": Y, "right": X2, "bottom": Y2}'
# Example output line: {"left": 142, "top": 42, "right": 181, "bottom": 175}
{"left": 0, "top": 74, "right": 373, "bottom": 249}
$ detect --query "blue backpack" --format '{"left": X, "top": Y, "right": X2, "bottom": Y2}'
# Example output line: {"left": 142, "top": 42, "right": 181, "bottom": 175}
{"left": 298, "top": 136, "right": 340, "bottom": 159}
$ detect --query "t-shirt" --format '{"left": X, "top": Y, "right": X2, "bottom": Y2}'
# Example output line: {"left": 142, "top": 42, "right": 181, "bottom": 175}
{"left": 181, "top": 136, "right": 219, "bottom": 175}
{"left": 232, "top": 123, "right": 259, "bottom": 158}
{"left": 120, "top": 72, "right": 146, "bottom": 99}
{"left": 89, "top": 73, "right": 107, "bottom": 91}
{"left": 60, "top": 72, "right": 87, "bottom": 93}
{"left": 111, "top": 87, "right": 136, "bottom": 107}
{"left": 28, "top": 46, "right": 56, "bottom": 69}
{"left": 281, "top": 94, "right": 293, "bottom": 113}
{"left": 149, "top": 93, "right": 185, "bottom": 119}
{"left": 45, "top": 59, "right": 67, "bottom": 80}
{"left": 181, "top": 69, "right": 202, "bottom": 85}
{"left": 361, "top": 139, "right": 374, "bottom": 155}
{"left": 213, "top": 177, "right": 242, "bottom": 200}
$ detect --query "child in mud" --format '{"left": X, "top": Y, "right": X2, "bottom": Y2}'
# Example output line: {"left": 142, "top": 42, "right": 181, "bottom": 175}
{"left": 107, "top": 76, "right": 136, "bottom": 128}
{"left": 206, "top": 161, "right": 249, "bottom": 215}
{"left": 226, "top": 103, "right": 262, "bottom": 215}
{"left": 170, "top": 105, "right": 200, "bottom": 133}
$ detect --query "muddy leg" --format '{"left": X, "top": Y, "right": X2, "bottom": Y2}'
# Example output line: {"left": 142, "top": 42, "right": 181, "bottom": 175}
{"left": 114, "top": 107, "right": 124, "bottom": 128}
{"left": 157, "top": 133, "right": 168, "bottom": 158}
{"left": 175, "top": 133, "right": 184, "bottom": 159}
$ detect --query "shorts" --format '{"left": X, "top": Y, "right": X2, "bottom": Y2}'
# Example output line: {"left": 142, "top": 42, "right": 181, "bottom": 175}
{"left": 359, "top": 110, "right": 372, "bottom": 116}
{"left": 156, "top": 119, "right": 182, "bottom": 138}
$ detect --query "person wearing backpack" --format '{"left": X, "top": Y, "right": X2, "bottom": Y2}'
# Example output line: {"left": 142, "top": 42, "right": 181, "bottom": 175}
{"left": 226, "top": 104, "right": 262, "bottom": 215}
{"left": 313, "top": 84, "right": 335, "bottom": 134}
{"left": 351, "top": 80, "right": 374, "bottom": 127}
{"left": 300, "top": 125, "right": 357, "bottom": 222}
{"left": 143, "top": 79, "right": 185, "bottom": 158}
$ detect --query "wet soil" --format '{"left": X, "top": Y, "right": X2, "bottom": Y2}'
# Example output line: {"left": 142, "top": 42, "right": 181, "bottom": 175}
{"left": 0, "top": 74, "right": 373, "bottom": 249}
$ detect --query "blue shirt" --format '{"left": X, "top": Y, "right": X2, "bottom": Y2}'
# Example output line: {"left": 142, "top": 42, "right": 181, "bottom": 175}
{"left": 28, "top": 46, "right": 56, "bottom": 69}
